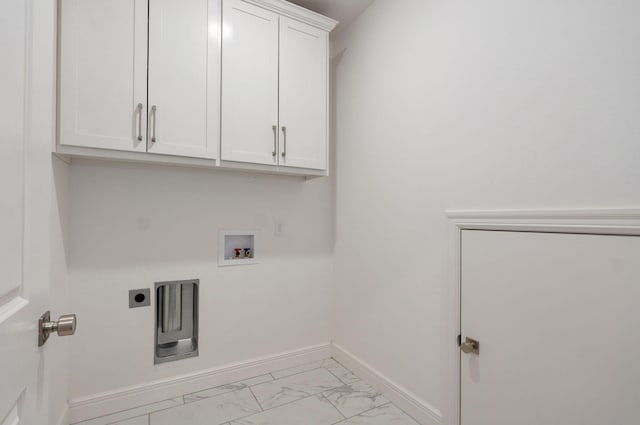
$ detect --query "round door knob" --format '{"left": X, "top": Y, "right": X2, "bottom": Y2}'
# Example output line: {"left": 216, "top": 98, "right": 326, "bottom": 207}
{"left": 39, "top": 311, "right": 78, "bottom": 346}
{"left": 460, "top": 342, "right": 476, "bottom": 353}
{"left": 56, "top": 314, "right": 77, "bottom": 336}
{"left": 460, "top": 337, "right": 480, "bottom": 355}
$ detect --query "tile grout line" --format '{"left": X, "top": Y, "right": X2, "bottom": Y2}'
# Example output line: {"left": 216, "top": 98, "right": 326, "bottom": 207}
{"left": 248, "top": 386, "right": 264, "bottom": 412}
{"left": 182, "top": 371, "right": 273, "bottom": 399}
{"left": 270, "top": 362, "right": 324, "bottom": 380}
{"left": 212, "top": 394, "right": 318, "bottom": 425}
{"left": 134, "top": 402, "right": 194, "bottom": 423}
{"left": 267, "top": 359, "right": 352, "bottom": 383}
{"left": 330, "top": 401, "right": 394, "bottom": 425}
{"left": 248, "top": 389, "right": 329, "bottom": 414}
{"left": 72, "top": 398, "right": 183, "bottom": 425}
{"left": 180, "top": 371, "right": 276, "bottom": 407}
{"left": 324, "top": 359, "right": 362, "bottom": 385}
{"left": 324, "top": 366, "right": 359, "bottom": 386}
{"left": 226, "top": 393, "right": 337, "bottom": 425}
{"left": 270, "top": 365, "right": 322, "bottom": 379}
{"left": 320, "top": 393, "right": 346, "bottom": 421}
{"left": 231, "top": 362, "right": 377, "bottom": 422}
{"left": 185, "top": 386, "right": 245, "bottom": 404}
{"left": 225, "top": 386, "right": 344, "bottom": 423}
{"left": 248, "top": 366, "right": 351, "bottom": 414}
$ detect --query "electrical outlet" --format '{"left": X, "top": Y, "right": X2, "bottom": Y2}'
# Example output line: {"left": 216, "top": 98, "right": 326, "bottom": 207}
{"left": 129, "top": 288, "right": 150, "bottom": 308}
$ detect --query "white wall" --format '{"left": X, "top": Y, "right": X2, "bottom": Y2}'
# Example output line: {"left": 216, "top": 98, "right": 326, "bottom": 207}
{"left": 67, "top": 161, "right": 334, "bottom": 399}
{"left": 332, "top": 0, "right": 640, "bottom": 422}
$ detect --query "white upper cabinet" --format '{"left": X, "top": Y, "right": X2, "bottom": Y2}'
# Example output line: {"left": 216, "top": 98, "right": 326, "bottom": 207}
{"left": 279, "top": 17, "right": 328, "bottom": 170}
{"left": 58, "top": 0, "right": 148, "bottom": 152}
{"left": 59, "top": 0, "right": 220, "bottom": 158}
{"left": 57, "top": 0, "right": 336, "bottom": 176}
{"left": 221, "top": 0, "right": 279, "bottom": 166}
{"left": 147, "top": 0, "right": 219, "bottom": 159}
{"left": 221, "top": 0, "right": 333, "bottom": 171}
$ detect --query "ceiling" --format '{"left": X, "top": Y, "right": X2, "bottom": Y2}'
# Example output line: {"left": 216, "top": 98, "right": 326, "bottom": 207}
{"left": 287, "top": 0, "right": 375, "bottom": 32}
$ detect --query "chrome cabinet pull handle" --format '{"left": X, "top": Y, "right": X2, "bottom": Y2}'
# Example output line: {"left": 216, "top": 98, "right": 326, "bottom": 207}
{"left": 136, "top": 103, "right": 143, "bottom": 141}
{"left": 272, "top": 125, "right": 277, "bottom": 158}
{"left": 151, "top": 105, "right": 157, "bottom": 143}
{"left": 281, "top": 126, "right": 287, "bottom": 158}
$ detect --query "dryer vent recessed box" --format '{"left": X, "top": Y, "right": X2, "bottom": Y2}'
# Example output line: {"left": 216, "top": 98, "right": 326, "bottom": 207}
{"left": 154, "top": 279, "right": 199, "bottom": 364}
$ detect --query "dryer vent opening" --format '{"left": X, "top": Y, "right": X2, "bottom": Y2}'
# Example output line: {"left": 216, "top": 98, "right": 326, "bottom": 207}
{"left": 154, "top": 279, "right": 199, "bottom": 364}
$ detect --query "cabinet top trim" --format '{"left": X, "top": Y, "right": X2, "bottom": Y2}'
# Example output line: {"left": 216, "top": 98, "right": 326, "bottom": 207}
{"left": 243, "top": 0, "right": 338, "bottom": 31}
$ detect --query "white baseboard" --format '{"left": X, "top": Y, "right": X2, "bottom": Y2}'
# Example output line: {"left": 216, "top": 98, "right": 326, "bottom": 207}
{"left": 55, "top": 403, "right": 69, "bottom": 425}
{"left": 69, "top": 343, "right": 331, "bottom": 424}
{"left": 332, "top": 343, "right": 442, "bottom": 425}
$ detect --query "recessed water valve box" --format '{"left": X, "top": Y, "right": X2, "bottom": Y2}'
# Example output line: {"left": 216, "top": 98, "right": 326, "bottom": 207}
{"left": 218, "top": 230, "right": 257, "bottom": 266}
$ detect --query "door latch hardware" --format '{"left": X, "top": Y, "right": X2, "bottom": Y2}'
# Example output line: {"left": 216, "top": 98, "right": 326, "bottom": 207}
{"left": 460, "top": 336, "right": 480, "bottom": 355}
{"left": 38, "top": 311, "right": 77, "bottom": 346}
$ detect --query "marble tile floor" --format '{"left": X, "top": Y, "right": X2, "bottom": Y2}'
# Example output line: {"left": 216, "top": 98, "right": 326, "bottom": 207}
{"left": 74, "top": 358, "right": 420, "bottom": 425}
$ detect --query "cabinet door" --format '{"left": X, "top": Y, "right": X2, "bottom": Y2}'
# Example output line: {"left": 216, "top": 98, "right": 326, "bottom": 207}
{"left": 59, "top": 0, "right": 147, "bottom": 152}
{"left": 279, "top": 17, "right": 328, "bottom": 170}
{"left": 148, "top": 0, "right": 219, "bottom": 159}
{"left": 221, "top": 0, "right": 279, "bottom": 165}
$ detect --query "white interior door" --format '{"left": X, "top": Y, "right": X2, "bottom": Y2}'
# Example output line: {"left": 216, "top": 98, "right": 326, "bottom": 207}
{"left": 0, "top": 1, "right": 53, "bottom": 424}
{"left": 221, "top": 0, "right": 279, "bottom": 165}
{"left": 461, "top": 230, "right": 640, "bottom": 425}
{"left": 58, "top": 0, "right": 148, "bottom": 152}
{"left": 279, "top": 16, "right": 328, "bottom": 170}
{"left": 147, "top": 0, "right": 219, "bottom": 159}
